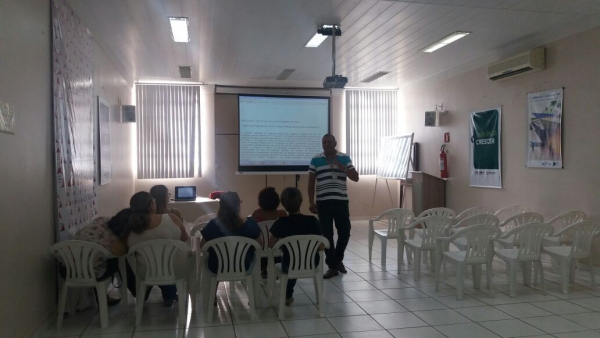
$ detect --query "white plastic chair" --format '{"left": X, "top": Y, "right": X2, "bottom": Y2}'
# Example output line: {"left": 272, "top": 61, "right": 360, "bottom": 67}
{"left": 494, "top": 205, "right": 530, "bottom": 224}
{"left": 496, "top": 213, "right": 544, "bottom": 248}
{"left": 194, "top": 213, "right": 217, "bottom": 226}
{"left": 402, "top": 215, "right": 452, "bottom": 280}
{"left": 201, "top": 237, "right": 261, "bottom": 322}
{"left": 435, "top": 225, "right": 502, "bottom": 300}
{"left": 450, "top": 214, "right": 500, "bottom": 250}
{"left": 256, "top": 220, "right": 278, "bottom": 296}
{"left": 272, "top": 235, "right": 330, "bottom": 319}
{"left": 368, "top": 208, "right": 414, "bottom": 268}
{"left": 190, "top": 222, "right": 208, "bottom": 291}
{"left": 541, "top": 220, "right": 599, "bottom": 293}
{"left": 494, "top": 223, "right": 553, "bottom": 296}
{"left": 50, "top": 240, "right": 113, "bottom": 329}
{"left": 128, "top": 239, "right": 193, "bottom": 326}
{"left": 543, "top": 211, "right": 587, "bottom": 246}
{"left": 409, "top": 208, "right": 455, "bottom": 263}
{"left": 454, "top": 206, "right": 494, "bottom": 224}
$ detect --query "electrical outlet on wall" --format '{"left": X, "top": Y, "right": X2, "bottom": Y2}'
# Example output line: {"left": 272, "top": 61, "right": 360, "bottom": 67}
{"left": 444, "top": 132, "right": 450, "bottom": 143}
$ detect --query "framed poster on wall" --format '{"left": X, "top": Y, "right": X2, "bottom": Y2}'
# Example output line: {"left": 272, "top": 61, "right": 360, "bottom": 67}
{"left": 527, "top": 88, "right": 563, "bottom": 168}
{"left": 469, "top": 107, "right": 502, "bottom": 188}
{"left": 98, "top": 97, "right": 112, "bottom": 185}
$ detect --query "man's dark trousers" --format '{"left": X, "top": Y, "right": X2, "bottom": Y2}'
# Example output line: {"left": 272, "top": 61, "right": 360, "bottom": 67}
{"left": 317, "top": 199, "right": 351, "bottom": 270}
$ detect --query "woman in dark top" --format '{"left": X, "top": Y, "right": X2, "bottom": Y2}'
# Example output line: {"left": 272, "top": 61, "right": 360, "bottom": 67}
{"left": 200, "top": 191, "right": 262, "bottom": 275}
{"left": 269, "top": 187, "right": 323, "bottom": 305}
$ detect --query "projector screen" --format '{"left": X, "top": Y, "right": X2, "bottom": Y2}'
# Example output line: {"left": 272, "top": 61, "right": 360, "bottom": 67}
{"left": 238, "top": 94, "right": 330, "bottom": 173}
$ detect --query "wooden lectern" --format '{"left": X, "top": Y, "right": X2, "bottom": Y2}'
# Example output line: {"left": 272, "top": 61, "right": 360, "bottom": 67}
{"left": 400, "top": 171, "right": 446, "bottom": 216}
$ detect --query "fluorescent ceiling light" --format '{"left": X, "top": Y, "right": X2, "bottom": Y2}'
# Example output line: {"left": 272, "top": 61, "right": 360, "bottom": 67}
{"left": 361, "top": 71, "right": 390, "bottom": 83}
{"left": 169, "top": 17, "right": 189, "bottom": 43}
{"left": 423, "top": 31, "right": 470, "bottom": 53}
{"left": 305, "top": 33, "right": 327, "bottom": 47}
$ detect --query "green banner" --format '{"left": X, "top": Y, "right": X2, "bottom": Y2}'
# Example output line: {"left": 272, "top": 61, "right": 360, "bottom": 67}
{"left": 470, "top": 107, "right": 502, "bottom": 188}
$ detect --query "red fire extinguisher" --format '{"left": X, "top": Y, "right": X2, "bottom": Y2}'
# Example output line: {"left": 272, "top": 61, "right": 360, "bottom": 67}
{"left": 439, "top": 144, "right": 448, "bottom": 178}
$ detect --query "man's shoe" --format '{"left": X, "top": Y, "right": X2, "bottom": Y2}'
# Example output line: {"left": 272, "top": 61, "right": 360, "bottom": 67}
{"left": 323, "top": 269, "right": 339, "bottom": 279}
{"left": 285, "top": 297, "right": 294, "bottom": 306}
{"left": 107, "top": 297, "right": 121, "bottom": 307}
{"left": 337, "top": 262, "right": 347, "bottom": 274}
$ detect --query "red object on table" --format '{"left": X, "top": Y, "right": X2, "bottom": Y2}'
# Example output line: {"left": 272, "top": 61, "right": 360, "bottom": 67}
{"left": 209, "top": 191, "right": 224, "bottom": 200}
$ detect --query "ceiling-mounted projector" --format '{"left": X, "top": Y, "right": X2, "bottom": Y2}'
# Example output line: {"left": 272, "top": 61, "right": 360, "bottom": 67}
{"left": 320, "top": 24, "right": 347, "bottom": 89}
{"left": 323, "top": 75, "right": 348, "bottom": 89}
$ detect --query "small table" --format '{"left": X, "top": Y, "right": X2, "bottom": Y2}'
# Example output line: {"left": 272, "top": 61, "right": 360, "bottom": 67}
{"left": 170, "top": 197, "right": 219, "bottom": 224}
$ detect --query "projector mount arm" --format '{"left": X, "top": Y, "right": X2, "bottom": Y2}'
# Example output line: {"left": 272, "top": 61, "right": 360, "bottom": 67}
{"left": 317, "top": 25, "right": 341, "bottom": 77}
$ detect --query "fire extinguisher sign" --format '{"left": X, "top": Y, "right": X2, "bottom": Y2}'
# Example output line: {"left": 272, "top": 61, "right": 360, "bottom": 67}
{"left": 469, "top": 107, "right": 502, "bottom": 188}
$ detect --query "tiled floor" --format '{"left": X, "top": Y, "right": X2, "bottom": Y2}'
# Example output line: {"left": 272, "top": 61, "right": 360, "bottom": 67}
{"left": 35, "top": 220, "right": 600, "bottom": 338}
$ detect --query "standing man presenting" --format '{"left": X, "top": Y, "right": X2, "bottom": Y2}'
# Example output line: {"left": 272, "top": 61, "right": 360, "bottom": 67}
{"left": 308, "top": 134, "right": 359, "bottom": 278}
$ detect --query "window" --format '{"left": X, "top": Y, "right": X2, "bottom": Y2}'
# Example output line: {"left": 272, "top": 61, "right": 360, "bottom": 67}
{"left": 136, "top": 84, "right": 200, "bottom": 179}
{"left": 346, "top": 89, "right": 399, "bottom": 175}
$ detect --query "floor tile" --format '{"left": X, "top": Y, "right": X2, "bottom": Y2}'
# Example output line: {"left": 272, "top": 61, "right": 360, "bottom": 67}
{"left": 367, "top": 279, "right": 411, "bottom": 289}
{"left": 473, "top": 293, "right": 524, "bottom": 305}
{"left": 327, "top": 315, "right": 383, "bottom": 333}
{"left": 381, "top": 288, "right": 428, "bottom": 300}
{"left": 281, "top": 318, "right": 336, "bottom": 337}
{"left": 568, "top": 297, "right": 600, "bottom": 311}
{"left": 323, "top": 302, "right": 367, "bottom": 317}
{"left": 522, "top": 315, "right": 588, "bottom": 334}
{"left": 562, "top": 312, "right": 600, "bottom": 329}
{"left": 132, "top": 329, "right": 184, "bottom": 338}
{"left": 234, "top": 321, "right": 287, "bottom": 338}
{"left": 280, "top": 304, "right": 323, "bottom": 320}
{"left": 296, "top": 334, "right": 340, "bottom": 338}
{"left": 357, "top": 271, "right": 399, "bottom": 281}
{"left": 514, "top": 291, "right": 559, "bottom": 302}
{"left": 494, "top": 303, "right": 553, "bottom": 318}
{"left": 356, "top": 300, "right": 408, "bottom": 314}
{"left": 344, "top": 290, "right": 390, "bottom": 302}
{"left": 185, "top": 326, "right": 237, "bottom": 338}
{"left": 334, "top": 281, "right": 377, "bottom": 291}
{"left": 395, "top": 298, "right": 447, "bottom": 311}
{"left": 305, "top": 291, "right": 354, "bottom": 304}
{"left": 413, "top": 309, "right": 471, "bottom": 326}
{"left": 135, "top": 315, "right": 185, "bottom": 332}
{"left": 531, "top": 300, "right": 591, "bottom": 315}
{"left": 553, "top": 331, "right": 600, "bottom": 338}
{"left": 186, "top": 311, "right": 233, "bottom": 328}
{"left": 434, "top": 322, "right": 500, "bottom": 338}
{"left": 231, "top": 308, "right": 279, "bottom": 324}
{"left": 340, "top": 330, "right": 393, "bottom": 338}
{"left": 479, "top": 319, "right": 546, "bottom": 338}
{"left": 40, "top": 319, "right": 90, "bottom": 337}
{"left": 370, "top": 312, "right": 428, "bottom": 329}
{"left": 455, "top": 306, "right": 513, "bottom": 322}
{"left": 433, "top": 295, "right": 487, "bottom": 308}
{"left": 81, "top": 314, "right": 135, "bottom": 335}
{"left": 81, "top": 334, "right": 133, "bottom": 338}
{"left": 388, "top": 326, "right": 444, "bottom": 338}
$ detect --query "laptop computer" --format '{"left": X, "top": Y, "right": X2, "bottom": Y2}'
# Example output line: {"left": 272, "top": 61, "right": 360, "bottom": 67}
{"left": 174, "top": 186, "right": 197, "bottom": 201}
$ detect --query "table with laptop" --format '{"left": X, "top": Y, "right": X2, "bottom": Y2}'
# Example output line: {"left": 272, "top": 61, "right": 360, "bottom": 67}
{"left": 170, "top": 186, "right": 219, "bottom": 225}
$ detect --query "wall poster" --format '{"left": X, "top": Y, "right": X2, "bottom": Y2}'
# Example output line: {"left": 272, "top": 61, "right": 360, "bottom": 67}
{"left": 469, "top": 107, "right": 502, "bottom": 188}
{"left": 98, "top": 97, "right": 112, "bottom": 185}
{"left": 527, "top": 88, "right": 563, "bottom": 168}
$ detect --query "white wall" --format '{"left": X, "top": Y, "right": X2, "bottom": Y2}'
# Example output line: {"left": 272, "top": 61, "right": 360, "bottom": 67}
{"left": 93, "top": 42, "right": 135, "bottom": 217}
{"left": 400, "top": 27, "right": 600, "bottom": 221}
{"left": 0, "top": 1, "right": 135, "bottom": 335}
{"left": 0, "top": 1, "right": 56, "bottom": 336}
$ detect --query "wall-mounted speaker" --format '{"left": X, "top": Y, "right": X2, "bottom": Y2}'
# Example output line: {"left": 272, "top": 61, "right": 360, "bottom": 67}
{"left": 121, "top": 105, "right": 136, "bottom": 123}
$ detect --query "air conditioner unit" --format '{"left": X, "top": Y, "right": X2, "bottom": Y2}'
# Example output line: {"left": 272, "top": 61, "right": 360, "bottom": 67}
{"left": 487, "top": 47, "right": 545, "bottom": 81}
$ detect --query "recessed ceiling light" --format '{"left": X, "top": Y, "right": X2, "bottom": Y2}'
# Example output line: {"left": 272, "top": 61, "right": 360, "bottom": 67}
{"left": 361, "top": 71, "right": 390, "bottom": 83}
{"left": 305, "top": 32, "right": 328, "bottom": 48}
{"left": 169, "top": 17, "right": 190, "bottom": 43}
{"left": 423, "top": 31, "right": 470, "bottom": 53}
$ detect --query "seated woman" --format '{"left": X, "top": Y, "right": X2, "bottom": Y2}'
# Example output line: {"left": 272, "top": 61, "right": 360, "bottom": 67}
{"left": 269, "top": 187, "right": 323, "bottom": 305}
{"left": 150, "top": 185, "right": 184, "bottom": 222}
{"left": 200, "top": 191, "right": 262, "bottom": 276}
{"left": 127, "top": 191, "right": 190, "bottom": 306}
{"left": 250, "top": 187, "right": 287, "bottom": 222}
{"left": 70, "top": 214, "right": 129, "bottom": 306}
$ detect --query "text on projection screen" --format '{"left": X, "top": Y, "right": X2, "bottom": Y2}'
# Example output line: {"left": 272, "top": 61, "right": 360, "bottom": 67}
{"left": 239, "top": 96, "right": 329, "bottom": 167}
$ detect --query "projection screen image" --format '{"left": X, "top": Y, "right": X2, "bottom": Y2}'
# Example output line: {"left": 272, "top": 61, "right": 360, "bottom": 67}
{"left": 238, "top": 95, "right": 330, "bottom": 172}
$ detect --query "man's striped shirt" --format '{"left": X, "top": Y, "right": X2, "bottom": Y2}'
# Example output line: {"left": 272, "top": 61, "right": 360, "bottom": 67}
{"left": 309, "top": 151, "right": 355, "bottom": 201}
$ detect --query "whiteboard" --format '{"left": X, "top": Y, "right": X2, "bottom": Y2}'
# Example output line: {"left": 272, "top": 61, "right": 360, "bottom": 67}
{"left": 375, "top": 134, "right": 414, "bottom": 179}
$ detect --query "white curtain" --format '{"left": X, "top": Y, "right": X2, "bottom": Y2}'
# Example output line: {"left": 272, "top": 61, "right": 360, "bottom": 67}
{"left": 136, "top": 84, "right": 200, "bottom": 179}
{"left": 346, "top": 89, "right": 399, "bottom": 175}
